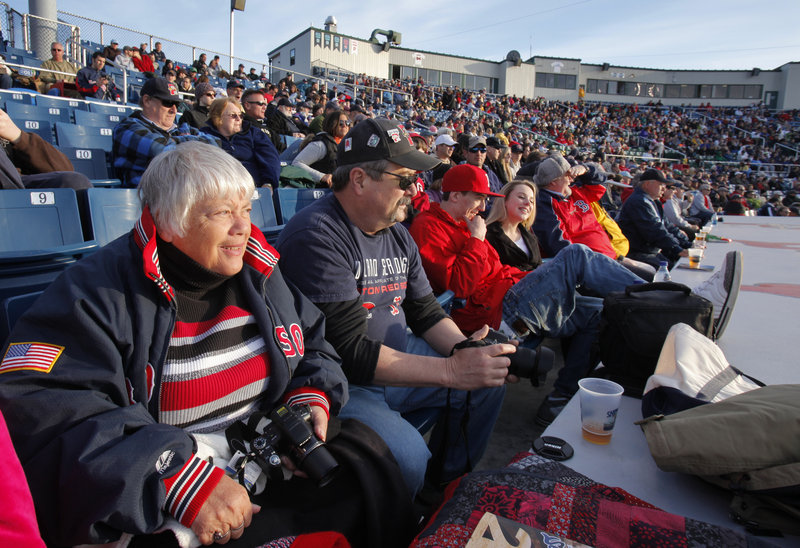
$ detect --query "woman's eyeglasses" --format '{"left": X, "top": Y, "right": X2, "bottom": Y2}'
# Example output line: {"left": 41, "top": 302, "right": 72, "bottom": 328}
{"left": 226, "top": 113, "right": 244, "bottom": 120}
{"left": 338, "top": 120, "right": 351, "bottom": 127}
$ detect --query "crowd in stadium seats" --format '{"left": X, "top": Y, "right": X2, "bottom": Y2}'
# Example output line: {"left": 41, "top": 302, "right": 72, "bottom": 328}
{"left": 2, "top": 23, "right": 800, "bottom": 547}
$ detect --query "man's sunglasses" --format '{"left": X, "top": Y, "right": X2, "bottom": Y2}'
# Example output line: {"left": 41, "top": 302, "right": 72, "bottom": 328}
{"left": 469, "top": 146, "right": 487, "bottom": 153}
{"left": 382, "top": 171, "right": 417, "bottom": 190}
{"left": 158, "top": 99, "right": 181, "bottom": 108}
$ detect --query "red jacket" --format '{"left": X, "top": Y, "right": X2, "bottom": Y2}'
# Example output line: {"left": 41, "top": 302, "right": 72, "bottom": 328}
{"left": 533, "top": 184, "right": 617, "bottom": 259}
{"left": 409, "top": 203, "right": 526, "bottom": 333}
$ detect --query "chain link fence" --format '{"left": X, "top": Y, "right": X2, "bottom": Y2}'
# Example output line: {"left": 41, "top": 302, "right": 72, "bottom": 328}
{"left": 2, "top": 3, "right": 80, "bottom": 61}
{"left": 55, "top": 10, "right": 266, "bottom": 73}
{"left": 1, "top": 3, "right": 266, "bottom": 73}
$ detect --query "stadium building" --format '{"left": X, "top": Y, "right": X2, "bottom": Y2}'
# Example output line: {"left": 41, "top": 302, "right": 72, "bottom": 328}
{"left": 269, "top": 17, "right": 800, "bottom": 110}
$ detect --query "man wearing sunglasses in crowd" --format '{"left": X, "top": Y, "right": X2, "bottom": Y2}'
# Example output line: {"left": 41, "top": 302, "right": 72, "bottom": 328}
{"left": 179, "top": 82, "right": 216, "bottom": 129}
{"left": 112, "top": 77, "right": 219, "bottom": 187}
{"left": 240, "top": 88, "right": 276, "bottom": 141}
{"left": 276, "top": 118, "right": 508, "bottom": 502}
{"left": 462, "top": 135, "right": 504, "bottom": 195}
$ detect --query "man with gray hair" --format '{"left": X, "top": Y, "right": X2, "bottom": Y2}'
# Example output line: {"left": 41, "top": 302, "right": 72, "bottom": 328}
{"left": 532, "top": 154, "right": 656, "bottom": 280}
{"left": 38, "top": 42, "right": 80, "bottom": 91}
{"left": 687, "top": 182, "right": 715, "bottom": 226}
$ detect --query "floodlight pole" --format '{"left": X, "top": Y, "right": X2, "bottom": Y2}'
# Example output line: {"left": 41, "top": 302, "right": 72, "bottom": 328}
{"left": 230, "top": 0, "right": 246, "bottom": 74}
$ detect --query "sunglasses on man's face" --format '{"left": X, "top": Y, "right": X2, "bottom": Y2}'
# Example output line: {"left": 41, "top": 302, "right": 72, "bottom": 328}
{"left": 159, "top": 99, "right": 181, "bottom": 109}
{"left": 382, "top": 171, "right": 418, "bottom": 191}
{"left": 469, "top": 146, "right": 487, "bottom": 153}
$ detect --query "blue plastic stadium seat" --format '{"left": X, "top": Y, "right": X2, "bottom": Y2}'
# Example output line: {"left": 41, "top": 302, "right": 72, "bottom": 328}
{"left": 0, "top": 89, "right": 35, "bottom": 105}
{"left": 279, "top": 134, "right": 301, "bottom": 149}
{"left": 55, "top": 122, "right": 113, "bottom": 150}
{"left": 59, "top": 147, "right": 110, "bottom": 179}
{"left": 83, "top": 188, "right": 141, "bottom": 246}
{"left": 73, "top": 109, "right": 126, "bottom": 127}
{"left": 5, "top": 102, "right": 72, "bottom": 125}
{"left": 0, "top": 189, "right": 98, "bottom": 301}
{"left": 4, "top": 46, "right": 35, "bottom": 58}
{"left": 249, "top": 188, "right": 283, "bottom": 242}
{"left": 86, "top": 101, "right": 138, "bottom": 116}
{"left": 274, "top": 188, "right": 331, "bottom": 224}
{"left": 35, "top": 94, "right": 89, "bottom": 111}
{"left": 17, "top": 119, "right": 54, "bottom": 145}
{"left": 0, "top": 291, "right": 42, "bottom": 344}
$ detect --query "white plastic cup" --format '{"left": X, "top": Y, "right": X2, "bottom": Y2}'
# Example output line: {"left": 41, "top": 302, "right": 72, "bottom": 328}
{"left": 688, "top": 247, "right": 703, "bottom": 268}
{"left": 578, "top": 378, "right": 624, "bottom": 445}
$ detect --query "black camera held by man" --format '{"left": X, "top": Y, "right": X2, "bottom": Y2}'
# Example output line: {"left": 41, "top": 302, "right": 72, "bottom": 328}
{"left": 227, "top": 403, "right": 339, "bottom": 490}
{"left": 452, "top": 329, "right": 554, "bottom": 386}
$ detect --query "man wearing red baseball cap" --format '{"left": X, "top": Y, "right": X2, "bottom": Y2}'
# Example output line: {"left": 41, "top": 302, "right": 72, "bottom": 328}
{"left": 410, "top": 164, "right": 645, "bottom": 425}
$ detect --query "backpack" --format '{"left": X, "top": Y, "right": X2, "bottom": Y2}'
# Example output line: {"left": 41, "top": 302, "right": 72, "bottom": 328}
{"left": 639, "top": 384, "right": 800, "bottom": 535}
{"left": 598, "top": 282, "right": 713, "bottom": 397}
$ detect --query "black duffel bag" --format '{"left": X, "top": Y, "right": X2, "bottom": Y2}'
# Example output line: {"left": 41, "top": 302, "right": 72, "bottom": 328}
{"left": 598, "top": 282, "right": 713, "bottom": 397}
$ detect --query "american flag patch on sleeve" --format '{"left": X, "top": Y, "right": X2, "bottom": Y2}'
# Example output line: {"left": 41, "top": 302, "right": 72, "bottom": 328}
{"left": 0, "top": 342, "right": 64, "bottom": 374}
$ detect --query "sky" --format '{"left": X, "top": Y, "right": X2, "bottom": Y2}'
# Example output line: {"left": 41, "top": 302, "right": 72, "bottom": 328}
{"left": 10, "top": 0, "right": 800, "bottom": 72}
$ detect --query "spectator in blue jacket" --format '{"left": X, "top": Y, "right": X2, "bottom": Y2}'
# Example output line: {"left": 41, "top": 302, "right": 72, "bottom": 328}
{"left": 202, "top": 97, "right": 280, "bottom": 189}
{"left": 111, "top": 77, "right": 218, "bottom": 187}
{"left": 76, "top": 52, "right": 120, "bottom": 101}
{"left": 617, "top": 168, "right": 692, "bottom": 270}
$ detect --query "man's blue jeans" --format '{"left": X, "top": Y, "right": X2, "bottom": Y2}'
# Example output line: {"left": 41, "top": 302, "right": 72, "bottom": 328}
{"left": 337, "top": 334, "right": 505, "bottom": 497}
{"left": 503, "top": 244, "right": 643, "bottom": 395}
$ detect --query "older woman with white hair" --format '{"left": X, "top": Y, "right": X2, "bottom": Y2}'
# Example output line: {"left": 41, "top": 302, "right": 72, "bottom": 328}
{"left": 0, "top": 142, "right": 413, "bottom": 548}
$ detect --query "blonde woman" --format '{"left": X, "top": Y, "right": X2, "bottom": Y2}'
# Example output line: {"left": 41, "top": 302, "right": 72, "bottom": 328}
{"left": 485, "top": 180, "right": 542, "bottom": 271}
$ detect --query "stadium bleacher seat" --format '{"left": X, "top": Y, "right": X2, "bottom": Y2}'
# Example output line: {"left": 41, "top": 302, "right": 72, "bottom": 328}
{"left": 5, "top": 101, "right": 73, "bottom": 125}
{"left": 73, "top": 109, "right": 126, "bottom": 127}
{"left": 0, "top": 89, "right": 35, "bottom": 105}
{"left": 86, "top": 101, "right": 138, "bottom": 116}
{"left": 17, "top": 119, "right": 54, "bottom": 145}
{"left": 274, "top": 188, "right": 331, "bottom": 224}
{"left": 55, "top": 122, "right": 113, "bottom": 150}
{"left": 4, "top": 46, "right": 35, "bottom": 58}
{"left": 0, "top": 188, "right": 98, "bottom": 301}
{"left": 60, "top": 147, "right": 111, "bottom": 180}
{"left": 34, "top": 94, "right": 89, "bottom": 111}
{"left": 249, "top": 188, "right": 283, "bottom": 243}
{"left": 280, "top": 134, "right": 301, "bottom": 149}
{"left": 0, "top": 290, "right": 42, "bottom": 344}
{"left": 82, "top": 188, "right": 140, "bottom": 246}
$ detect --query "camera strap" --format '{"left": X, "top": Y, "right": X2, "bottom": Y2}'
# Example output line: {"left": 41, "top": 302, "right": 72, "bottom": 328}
{"left": 426, "top": 389, "right": 473, "bottom": 488}
{"left": 224, "top": 420, "right": 264, "bottom": 493}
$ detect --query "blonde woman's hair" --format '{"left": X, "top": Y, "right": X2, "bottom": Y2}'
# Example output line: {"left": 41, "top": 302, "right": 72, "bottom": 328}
{"left": 485, "top": 179, "right": 538, "bottom": 230}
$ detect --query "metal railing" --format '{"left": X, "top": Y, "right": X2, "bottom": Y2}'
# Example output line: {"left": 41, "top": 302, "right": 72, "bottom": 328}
{"left": 54, "top": 10, "right": 267, "bottom": 76}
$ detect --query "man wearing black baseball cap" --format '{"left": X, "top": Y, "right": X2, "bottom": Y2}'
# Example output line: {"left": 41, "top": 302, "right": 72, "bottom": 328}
{"left": 277, "top": 118, "right": 507, "bottom": 499}
{"left": 111, "top": 77, "right": 219, "bottom": 186}
{"left": 617, "top": 168, "right": 692, "bottom": 269}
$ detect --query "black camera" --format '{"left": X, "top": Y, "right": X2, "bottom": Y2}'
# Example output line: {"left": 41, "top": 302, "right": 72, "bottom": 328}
{"left": 453, "top": 329, "right": 554, "bottom": 386}
{"left": 249, "top": 404, "right": 339, "bottom": 487}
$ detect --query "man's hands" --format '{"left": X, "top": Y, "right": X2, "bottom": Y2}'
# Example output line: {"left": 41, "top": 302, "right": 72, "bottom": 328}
{"left": 567, "top": 165, "right": 588, "bottom": 180}
{"left": 0, "top": 109, "right": 22, "bottom": 143}
{"left": 465, "top": 214, "right": 486, "bottom": 241}
{"left": 191, "top": 475, "right": 260, "bottom": 545}
{"left": 444, "top": 325, "right": 517, "bottom": 390}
